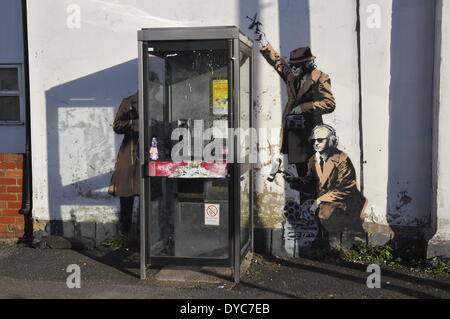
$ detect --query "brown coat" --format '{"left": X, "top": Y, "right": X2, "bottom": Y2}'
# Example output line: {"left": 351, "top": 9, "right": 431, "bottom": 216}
{"left": 108, "top": 92, "right": 140, "bottom": 197}
{"left": 260, "top": 43, "right": 336, "bottom": 164}
{"left": 292, "top": 149, "right": 366, "bottom": 232}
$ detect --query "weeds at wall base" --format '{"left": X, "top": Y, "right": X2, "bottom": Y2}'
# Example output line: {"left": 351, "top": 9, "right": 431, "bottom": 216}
{"left": 341, "top": 243, "right": 450, "bottom": 275}
{"left": 102, "top": 235, "right": 123, "bottom": 250}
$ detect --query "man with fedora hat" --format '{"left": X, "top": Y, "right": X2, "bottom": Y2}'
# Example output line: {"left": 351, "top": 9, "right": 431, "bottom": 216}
{"left": 109, "top": 72, "right": 163, "bottom": 240}
{"left": 257, "top": 34, "right": 336, "bottom": 183}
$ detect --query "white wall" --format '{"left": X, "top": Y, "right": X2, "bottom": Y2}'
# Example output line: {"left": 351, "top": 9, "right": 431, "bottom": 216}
{"left": 361, "top": 0, "right": 435, "bottom": 228}
{"left": 26, "top": 0, "right": 437, "bottom": 232}
{"left": 360, "top": 0, "right": 392, "bottom": 226}
{"left": 27, "top": 0, "right": 242, "bottom": 223}
{"left": 433, "top": 0, "right": 450, "bottom": 241}
{"left": 0, "top": 0, "right": 25, "bottom": 153}
{"left": 310, "top": 0, "right": 361, "bottom": 185}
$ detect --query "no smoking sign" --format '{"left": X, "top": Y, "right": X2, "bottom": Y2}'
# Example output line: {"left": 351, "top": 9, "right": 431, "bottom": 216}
{"left": 204, "top": 203, "right": 220, "bottom": 226}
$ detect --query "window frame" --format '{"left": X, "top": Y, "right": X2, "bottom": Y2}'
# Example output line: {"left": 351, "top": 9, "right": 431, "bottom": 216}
{"left": 0, "top": 64, "right": 25, "bottom": 125}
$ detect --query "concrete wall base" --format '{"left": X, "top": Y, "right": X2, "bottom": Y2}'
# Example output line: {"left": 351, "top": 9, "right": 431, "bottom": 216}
{"left": 30, "top": 219, "right": 447, "bottom": 259}
{"left": 254, "top": 227, "right": 368, "bottom": 257}
{"left": 254, "top": 224, "right": 436, "bottom": 258}
{"left": 32, "top": 219, "right": 140, "bottom": 248}
{"left": 427, "top": 239, "right": 450, "bottom": 258}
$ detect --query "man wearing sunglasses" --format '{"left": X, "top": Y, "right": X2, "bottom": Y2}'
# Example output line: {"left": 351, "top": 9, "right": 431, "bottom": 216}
{"left": 257, "top": 33, "right": 336, "bottom": 180}
{"left": 284, "top": 125, "right": 366, "bottom": 235}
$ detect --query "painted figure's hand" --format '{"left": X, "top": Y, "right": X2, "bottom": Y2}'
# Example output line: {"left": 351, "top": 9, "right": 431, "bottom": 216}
{"left": 290, "top": 105, "right": 303, "bottom": 115}
{"left": 283, "top": 174, "right": 295, "bottom": 185}
{"left": 283, "top": 174, "right": 300, "bottom": 187}
{"left": 257, "top": 32, "right": 268, "bottom": 47}
{"left": 310, "top": 200, "right": 321, "bottom": 214}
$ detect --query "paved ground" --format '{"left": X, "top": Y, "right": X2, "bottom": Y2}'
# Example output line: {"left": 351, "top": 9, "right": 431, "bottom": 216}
{"left": 0, "top": 243, "right": 449, "bottom": 299}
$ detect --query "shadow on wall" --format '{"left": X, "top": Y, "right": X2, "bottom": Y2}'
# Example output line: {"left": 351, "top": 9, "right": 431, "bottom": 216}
{"left": 43, "top": 59, "right": 138, "bottom": 243}
{"left": 388, "top": 0, "right": 436, "bottom": 250}
{"left": 278, "top": 0, "right": 314, "bottom": 257}
{"left": 239, "top": 0, "right": 313, "bottom": 256}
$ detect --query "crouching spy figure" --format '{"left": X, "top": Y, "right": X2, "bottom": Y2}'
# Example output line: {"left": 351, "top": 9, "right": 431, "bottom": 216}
{"left": 284, "top": 124, "right": 367, "bottom": 236}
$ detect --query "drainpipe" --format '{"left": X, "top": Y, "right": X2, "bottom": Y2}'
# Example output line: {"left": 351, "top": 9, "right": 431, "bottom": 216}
{"left": 356, "top": 0, "right": 365, "bottom": 194}
{"left": 18, "top": 0, "right": 33, "bottom": 243}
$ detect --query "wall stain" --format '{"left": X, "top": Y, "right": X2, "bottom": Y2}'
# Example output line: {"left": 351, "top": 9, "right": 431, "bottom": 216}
{"left": 253, "top": 182, "right": 285, "bottom": 228}
{"left": 395, "top": 190, "right": 412, "bottom": 211}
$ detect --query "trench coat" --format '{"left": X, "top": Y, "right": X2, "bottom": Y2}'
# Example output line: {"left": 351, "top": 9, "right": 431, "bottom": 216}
{"left": 108, "top": 92, "right": 140, "bottom": 197}
{"left": 260, "top": 43, "right": 336, "bottom": 164}
{"left": 291, "top": 149, "right": 367, "bottom": 233}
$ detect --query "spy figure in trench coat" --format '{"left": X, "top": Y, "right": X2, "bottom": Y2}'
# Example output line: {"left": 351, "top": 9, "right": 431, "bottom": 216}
{"left": 109, "top": 72, "right": 162, "bottom": 236}
{"left": 108, "top": 91, "right": 140, "bottom": 235}
{"left": 284, "top": 125, "right": 367, "bottom": 236}
{"left": 255, "top": 32, "right": 336, "bottom": 182}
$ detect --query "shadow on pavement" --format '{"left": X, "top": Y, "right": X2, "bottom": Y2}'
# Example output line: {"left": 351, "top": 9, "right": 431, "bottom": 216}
{"left": 75, "top": 247, "right": 141, "bottom": 280}
{"left": 266, "top": 255, "right": 448, "bottom": 299}
{"left": 198, "top": 268, "right": 302, "bottom": 299}
{"left": 72, "top": 245, "right": 449, "bottom": 299}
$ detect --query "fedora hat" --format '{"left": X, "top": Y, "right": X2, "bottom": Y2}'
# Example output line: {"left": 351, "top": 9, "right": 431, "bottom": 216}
{"left": 289, "top": 47, "right": 316, "bottom": 65}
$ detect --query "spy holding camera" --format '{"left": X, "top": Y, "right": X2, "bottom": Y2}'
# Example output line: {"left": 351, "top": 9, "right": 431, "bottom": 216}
{"left": 254, "top": 29, "right": 336, "bottom": 180}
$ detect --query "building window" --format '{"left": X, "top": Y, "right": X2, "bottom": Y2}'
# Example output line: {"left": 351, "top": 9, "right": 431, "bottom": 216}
{"left": 0, "top": 65, "right": 23, "bottom": 124}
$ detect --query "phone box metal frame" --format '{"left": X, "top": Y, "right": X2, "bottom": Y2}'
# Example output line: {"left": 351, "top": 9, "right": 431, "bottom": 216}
{"left": 138, "top": 26, "right": 254, "bottom": 283}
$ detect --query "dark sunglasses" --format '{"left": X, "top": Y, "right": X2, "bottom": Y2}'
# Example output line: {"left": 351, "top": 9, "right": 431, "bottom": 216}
{"left": 289, "top": 64, "right": 303, "bottom": 69}
{"left": 311, "top": 138, "right": 326, "bottom": 143}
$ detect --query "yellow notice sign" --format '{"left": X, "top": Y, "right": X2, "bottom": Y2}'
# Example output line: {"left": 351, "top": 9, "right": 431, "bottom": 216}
{"left": 212, "top": 79, "right": 228, "bottom": 115}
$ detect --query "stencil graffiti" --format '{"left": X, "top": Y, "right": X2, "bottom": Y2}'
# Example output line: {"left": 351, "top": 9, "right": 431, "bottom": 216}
{"left": 282, "top": 199, "right": 320, "bottom": 256}
{"left": 250, "top": 13, "right": 366, "bottom": 251}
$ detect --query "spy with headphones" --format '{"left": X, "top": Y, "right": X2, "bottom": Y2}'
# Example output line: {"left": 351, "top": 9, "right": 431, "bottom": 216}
{"left": 284, "top": 124, "right": 367, "bottom": 235}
